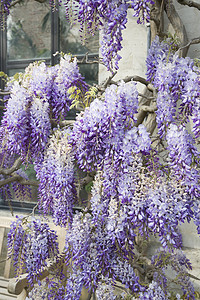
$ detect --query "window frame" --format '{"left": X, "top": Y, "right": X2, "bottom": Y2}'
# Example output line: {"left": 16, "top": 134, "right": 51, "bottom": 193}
{"left": 0, "top": 4, "right": 99, "bottom": 81}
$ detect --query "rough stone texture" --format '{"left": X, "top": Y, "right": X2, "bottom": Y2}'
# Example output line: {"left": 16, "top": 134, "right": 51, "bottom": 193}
{"left": 180, "top": 221, "right": 200, "bottom": 249}
{"left": 173, "top": 2, "right": 200, "bottom": 59}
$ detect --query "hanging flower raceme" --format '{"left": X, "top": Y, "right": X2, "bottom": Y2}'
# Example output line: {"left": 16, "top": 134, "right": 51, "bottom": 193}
{"left": 64, "top": 211, "right": 143, "bottom": 300}
{"left": 146, "top": 36, "right": 171, "bottom": 82}
{"left": 100, "top": 1, "right": 128, "bottom": 70}
{"left": 70, "top": 81, "right": 139, "bottom": 172}
{"left": 0, "top": 0, "right": 11, "bottom": 27}
{"left": 179, "top": 65, "right": 200, "bottom": 138}
{"left": 166, "top": 124, "right": 200, "bottom": 197}
{"left": 147, "top": 37, "right": 200, "bottom": 139}
{"left": 36, "top": 129, "right": 77, "bottom": 226}
{"left": 101, "top": 124, "right": 151, "bottom": 201}
{"left": 131, "top": 0, "right": 154, "bottom": 24}
{"left": 7, "top": 216, "right": 59, "bottom": 286}
{"left": 0, "top": 66, "right": 51, "bottom": 162}
{"left": 145, "top": 178, "right": 195, "bottom": 249}
{"left": 0, "top": 56, "right": 87, "bottom": 163}
{"left": 0, "top": 81, "right": 32, "bottom": 158}
{"left": 50, "top": 55, "right": 88, "bottom": 121}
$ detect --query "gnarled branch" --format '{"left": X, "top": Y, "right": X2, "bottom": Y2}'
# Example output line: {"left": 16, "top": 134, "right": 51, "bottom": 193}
{"left": 178, "top": 36, "right": 200, "bottom": 52}
{"left": 164, "top": 0, "right": 188, "bottom": 57}
{"left": 0, "top": 158, "right": 22, "bottom": 176}
{"left": 176, "top": 0, "right": 200, "bottom": 10}
{"left": 140, "top": 104, "right": 157, "bottom": 113}
{"left": 0, "top": 173, "right": 39, "bottom": 187}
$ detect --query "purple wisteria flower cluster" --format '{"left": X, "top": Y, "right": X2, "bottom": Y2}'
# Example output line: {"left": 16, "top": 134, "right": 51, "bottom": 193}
{"left": 0, "top": 56, "right": 86, "bottom": 164}
{"left": 166, "top": 124, "right": 200, "bottom": 197}
{"left": 0, "top": 0, "right": 12, "bottom": 27}
{"left": 146, "top": 37, "right": 200, "bottom": 200}
{"left": 1, "top": 0, "right": 155, "bottom": 69}
{"left": 146, "top": 36, "right": 200, "bottom": 139}
{"left": 70, "top": 81, "right": 139, "bottom": 172}
{"left": 64, "top": 211, "right": 142, "bottom": 300}
{"left": 36, "top": 128, "right": 77, "bottom": 227}
{"left": 7, "top": 216, "right": 59, "bottom": 286}
{"left": 131, "top": 0, "right": 154, "bottom": 24}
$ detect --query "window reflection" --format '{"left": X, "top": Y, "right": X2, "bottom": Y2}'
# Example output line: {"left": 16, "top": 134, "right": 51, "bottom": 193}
{"left": 5, "top": 0, "right": 99, "bottom": 84}
{"left": 59, "top": 3, "right": 99, "bottom": 55}
{"left": 7, "top": 0, "right": 51, "bottom": 61}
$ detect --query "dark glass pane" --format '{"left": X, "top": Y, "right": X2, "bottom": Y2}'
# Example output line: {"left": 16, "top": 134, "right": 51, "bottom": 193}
{"left": 59, "top": 3, "right": 99, "bottom": 55}
{"left": 78, "top": 63, "right": 98, "bottom": 85}
{"left": 8, "top": 68, "right": 24, "bottom": 77}
{"left": 7, "top": 0, "right": 51, "bottom": 61}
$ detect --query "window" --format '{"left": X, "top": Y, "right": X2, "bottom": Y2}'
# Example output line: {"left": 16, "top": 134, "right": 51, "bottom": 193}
{"left": 0, "top": 0, "right": 99, "bottom": 84}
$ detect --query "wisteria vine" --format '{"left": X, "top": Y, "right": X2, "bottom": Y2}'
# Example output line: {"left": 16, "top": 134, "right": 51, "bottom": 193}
{"left": 0, "top": 7, "right": 200, "bottom": 300}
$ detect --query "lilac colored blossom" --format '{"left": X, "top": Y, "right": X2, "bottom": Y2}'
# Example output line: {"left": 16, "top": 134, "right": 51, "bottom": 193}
{"left": 73, "top": 0, "right": 155, "bottom": 70}
{"left": 70, "top": 98, "right": 107, "bottom": 172}
{"left": 91, "top": 151, "right": 194, "bottom": 257}
{"left": 64, "top": 210, "right": 143, "bottom": 299}
{"left": 146, "top": 180, "right": 190, "bottom": 248}
{"left": 180, "top": 67, "right": 200, "bottom": 138}
{"left": 101, "top": 125, "right": 151, "bottom": 201}
{"left": 36, "top": 129, "right": 77, "bottom": 226}
{"left": 153, "top": 54, "right": 181, "bottom": 137}
{"left": 146, "top": 36, "right": 171, "bottom": 82}
{"left": 0, "top": 81, "right": 32, "bottom": 159}
{"left": 70, "top": 81, "right": 139, "bottom": 171}
{"left": 0, "top": 57, "right": 87, "bottom": 164}
{"left": 100, "top": 2, "right": 128, "bottom": 70}
{"left": 166, "top": 124, "right": 200, "bottom": 197}
{"left": 2, "top": 8, "right": 200, "bottom": 300}
{"left": 7, "top": 216, "right": 59, "bottom": 286}
{"left": 96, "top": 279, "right": 118, "bottom": 300}
{"left": 23, "top": 62, "right": 53, "bottom": 98}
{"left": 139, "top": 281, "right": 168, "bottom": 300}
{"left": 50, "top": 55, "right": 87, "bottom": 121}
{"left": 0, "top": 73, "right": 50, "bottom": 162}
{"left": 177, "top": 57, "right": 199, "bottom": 120}
{"left": 147, "top": 38, "right": 200, "bottom": 138}
{"left": 155, "top": 91, "right": 177, "bottom": 137}
{"left": 65, "top": 212, "right": 100, "bottom": 299}
{"left": 0, "top": 0, "right": 11, "bottom": 27}
{"left": 1, "top": 0, "right": 156, "bottom": 70}
{"left": 131, "top": 0, "right": 154, "bottom": 24}
{"left": 152, "top": 249, "right": 195, "bottom": 300}
{"left": 7, "top": 216, "right": 27, "bottom": 271}
{"left": 122, "top": 124, "right": 151, "bottom": 155}
{"left": 65, "top": 0, "right": 128, "bottom": 70}
{"left": 111, "top": 258, "right": 142, "bottom": 293}
{"left": 29, "top": 96, "right": 51, "bottom": 161}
